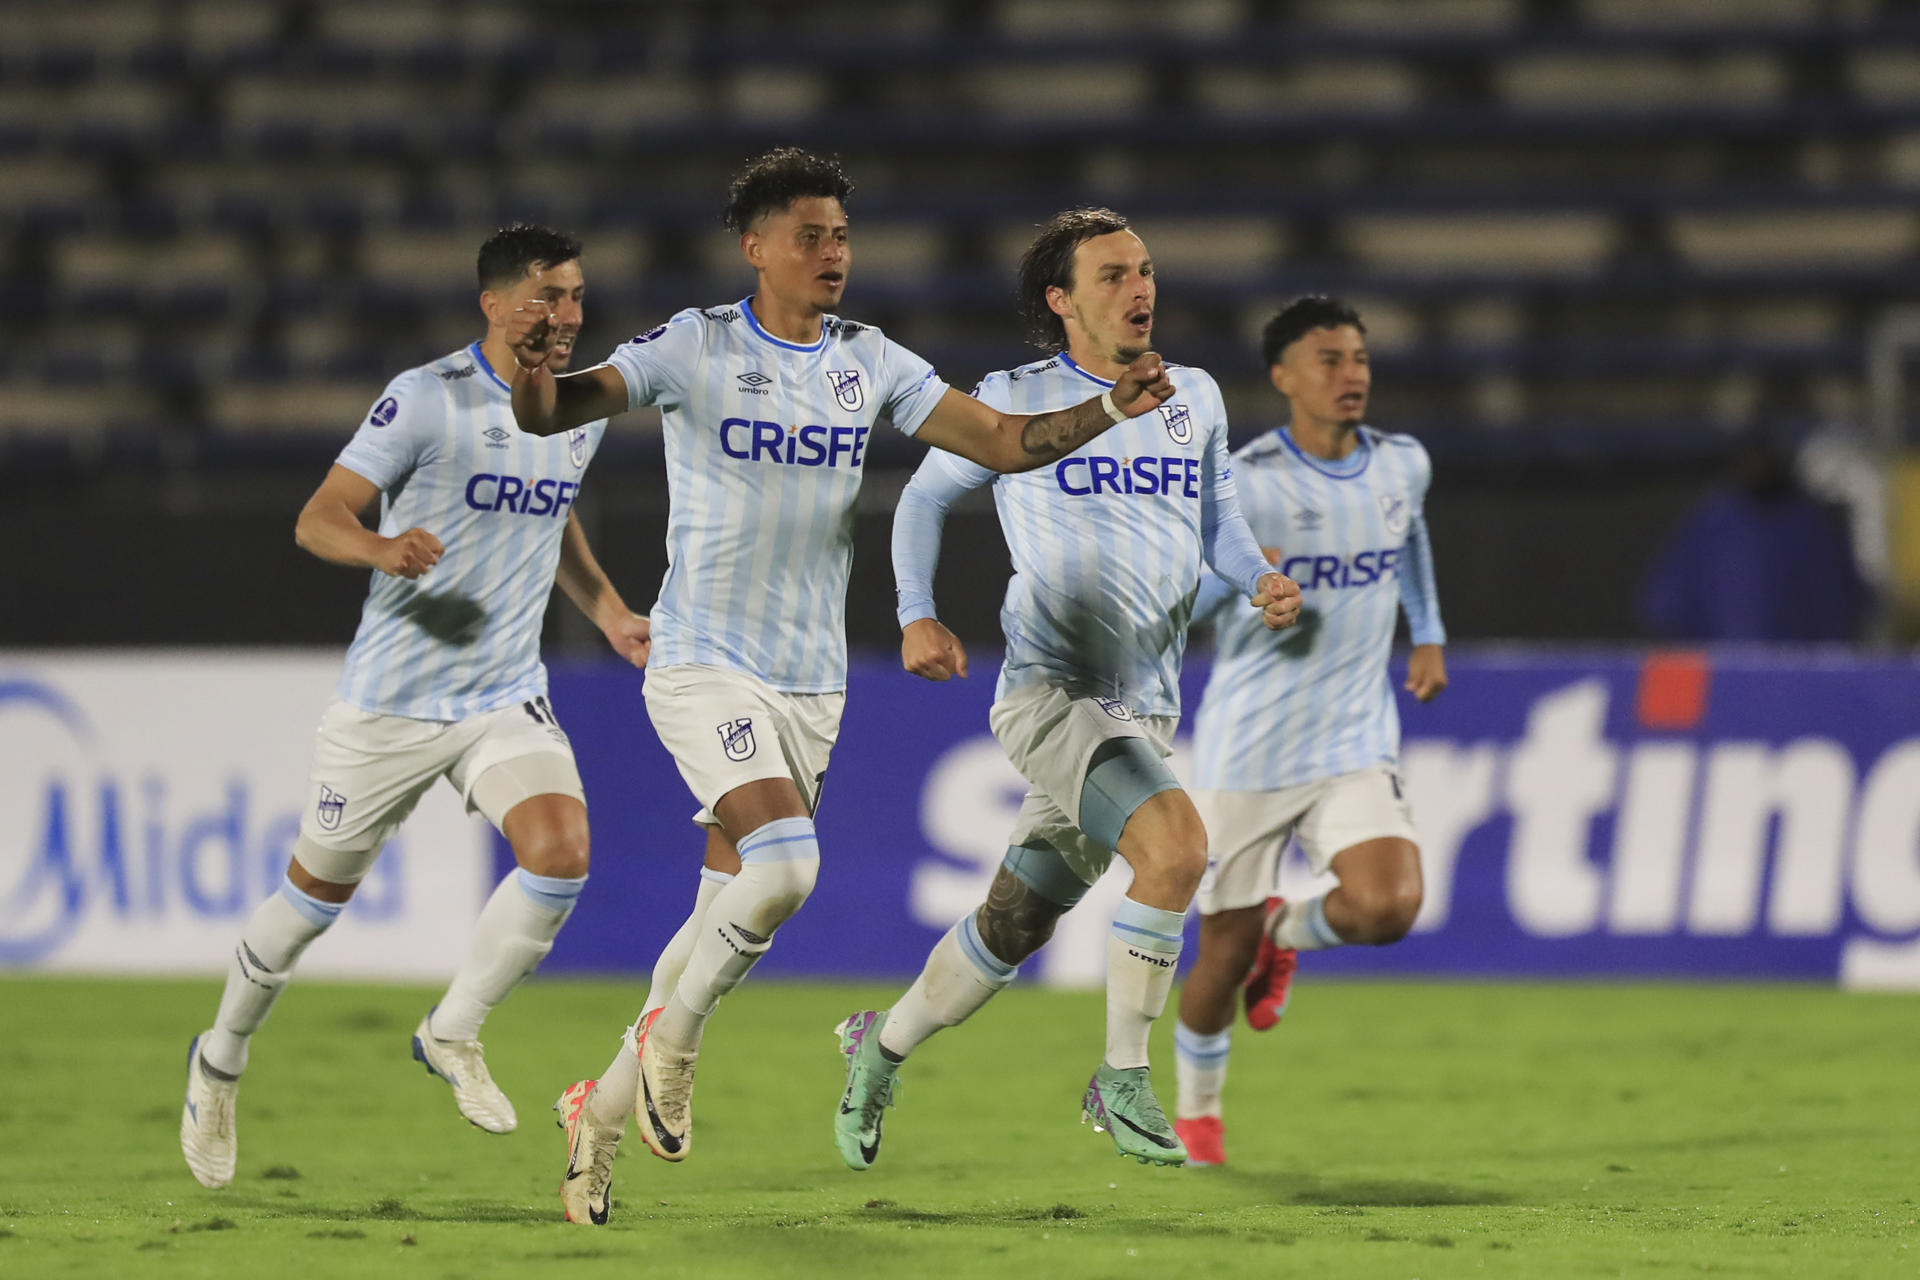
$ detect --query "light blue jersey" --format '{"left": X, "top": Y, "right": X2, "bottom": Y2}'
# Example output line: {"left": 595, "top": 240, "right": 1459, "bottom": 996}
{"left": 1191, "top": 426, "right": 1445, "bottom": 791}
{"left": 335, "top": 343, "right": 608, "bottom": 721}
{"left": 604, "top": 299, "right": 949, "bottom": 693}
{"left": 894, "top": 353, "right": 1271, "bottom": 717}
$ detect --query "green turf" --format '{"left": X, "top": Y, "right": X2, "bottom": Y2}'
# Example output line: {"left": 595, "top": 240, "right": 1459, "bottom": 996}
{"left": 1, "top": 976, "right": 1916, "bottom": 1278}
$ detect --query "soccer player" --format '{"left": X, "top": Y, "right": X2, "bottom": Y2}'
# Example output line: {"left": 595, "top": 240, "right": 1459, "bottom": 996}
{"left": 1170, "top": 296, "right": 1447, "bottom": 1167}
{"left": 179, "top": 225, "right": 649, "bottom": 1190}
{"left": 499, "top": 152, "right": 1177, "bottom": 1225}
{"left": 830, "top": 209, "right": 1302, "bottom": 1172}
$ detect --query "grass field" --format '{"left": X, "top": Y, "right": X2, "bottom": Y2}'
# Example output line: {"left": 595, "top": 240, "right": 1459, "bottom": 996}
{"left": 2, "top": 977, "right": 1916, "bottom": 1279}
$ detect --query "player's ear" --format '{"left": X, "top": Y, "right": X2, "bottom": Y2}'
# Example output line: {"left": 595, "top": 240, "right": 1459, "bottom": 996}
{"left": 1045, "top": 284, "right": 1073, "bottom": 320}
{"left": 1268, "top": 363, "right": 1290, "bottom": 398}
{"left": 478, "top": 289, "right": 503, "bottom": 328}
{"left": 740, "top": 232, "right": 762, "bottom": 270}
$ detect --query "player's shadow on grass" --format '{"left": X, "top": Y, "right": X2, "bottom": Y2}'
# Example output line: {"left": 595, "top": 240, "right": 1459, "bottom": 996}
{"left": 1229, "top": 1172, "right": 1513, "bottom": 1208}
{"left": 270, "top": 1198, "right": 553, "bottom": 1226}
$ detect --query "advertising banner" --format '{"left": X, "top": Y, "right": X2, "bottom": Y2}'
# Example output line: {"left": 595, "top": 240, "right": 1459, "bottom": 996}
{"left": 0, "top": 652, "right": 492, "bottom": 979}
{"left": 5, "top": 649, "right": 1917, "bottom": 989}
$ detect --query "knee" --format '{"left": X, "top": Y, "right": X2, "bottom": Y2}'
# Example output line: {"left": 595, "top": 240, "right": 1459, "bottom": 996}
{"left": 1136, "top": 824, "right": 1208, "bottom": 900}
{"left": 515, "top": 820, "right": 591, "bottom": 881}
{"left": 737, "top": 817, "right": 821, "bottom": 930}
{"left": 1347, "top": 878, "right": 1422, "bottom": 944}
{"left": 755, "top": 853, "right": 819, "bottom": 921}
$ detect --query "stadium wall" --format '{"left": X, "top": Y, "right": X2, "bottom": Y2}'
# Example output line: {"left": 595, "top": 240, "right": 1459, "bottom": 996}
{"left": 4, "top": 650, "right": 1918, "bottom": 989}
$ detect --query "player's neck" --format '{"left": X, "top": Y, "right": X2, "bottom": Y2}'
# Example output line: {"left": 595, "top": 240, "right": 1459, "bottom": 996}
{"left": 477, "top": 331, "right": 518, "bottom": 385}
{"left": 1063, "top": 339, "right": 1126, "bottom": 384}
{"left": 1289, "top": 416, "right": 1361, "bottom": 460}
{"left": 747, "top": 292, "right": 825, "bottom": 346}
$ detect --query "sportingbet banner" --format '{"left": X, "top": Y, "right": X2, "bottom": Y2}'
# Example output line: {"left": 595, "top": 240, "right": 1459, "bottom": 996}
{"left": 537, "top": 649, "right": 1920, "bottom": 990}
{"left": 0, "top": 652, "right": 492, "bottom": 978}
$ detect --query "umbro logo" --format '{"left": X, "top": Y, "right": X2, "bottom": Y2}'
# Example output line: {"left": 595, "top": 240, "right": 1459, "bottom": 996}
{"left": 737, "top": 371, "right": 772, "bottom": 392}
{"left": 1295, "top": 509, "right": 1324, "bottom": 531}
{"left": 438, "top": 364, "right": 477, "bottom": 381}
{"left": 484, "top": 427, "right": 511, "bottom": 447}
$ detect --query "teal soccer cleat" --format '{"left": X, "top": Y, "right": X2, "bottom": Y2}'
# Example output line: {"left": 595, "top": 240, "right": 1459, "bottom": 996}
{"left": 833, "top": 1010, "right": 900, "bottom": 1171}
{"left": 1081, "top": 1063, "right": 1188, "bottom": 1166}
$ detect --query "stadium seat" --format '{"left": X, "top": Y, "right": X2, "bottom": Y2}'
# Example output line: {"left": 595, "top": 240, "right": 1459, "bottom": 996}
{"left": 1578, "top": 0, "right": 1821, "bottom": 29}
{"left": 965, "top": 65, "right": 1153, "bottom": 120}
{"left": 1195, "top": 63, "right": 1423, "bottom": 117}
{"left": 1292, "top": 0, "right": 1518, "bottom": 33}
{"left": 1669, "top": 209, "right": 1920, "bottom": 270}
{"left": 1499, "top": 54, "right": 1786, "bottom": 111}
{"left": 1342, "top": 213, "right": 1619, "bottom": 275}
{"left": 1851, "top": 52, "right": 1920, "bottom": 106}
{"left": 211, "top": 380, "right": 387, "bottom": 436}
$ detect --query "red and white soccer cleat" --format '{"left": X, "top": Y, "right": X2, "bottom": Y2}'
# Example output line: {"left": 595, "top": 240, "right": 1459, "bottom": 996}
{"left": 555, "top": 1078, "right": 620, "bottom": 1226}
{"left": 1174, "top": 1116, "right": 1226, "bottom": 1167}
{"left": 1243, "top": 896, "right": 1299, "bottom": 1032}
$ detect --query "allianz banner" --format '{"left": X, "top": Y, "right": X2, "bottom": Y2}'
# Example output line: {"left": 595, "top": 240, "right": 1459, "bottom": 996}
{"left": 5, "top": 650, "right": 1918, "bottom": 988}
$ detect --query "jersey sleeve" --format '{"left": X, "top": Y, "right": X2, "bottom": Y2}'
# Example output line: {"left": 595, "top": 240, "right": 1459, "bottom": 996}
{"left": 1397, "top": 442, "right": 1447, "bottom": 645}
{"left": 877, "top": 336, "right": 951, "bottom": 437}
{"left": 893, "top": 449, "right": 993, "bottom": 627}
{"left": 603, "top": 311, "right": 705, "bottom": 411}
{"left": 1195, "top": 376, "right": 1272, "bottom": 597}
{"left": 335, "top": 369, "right": 443, "bottom": 491}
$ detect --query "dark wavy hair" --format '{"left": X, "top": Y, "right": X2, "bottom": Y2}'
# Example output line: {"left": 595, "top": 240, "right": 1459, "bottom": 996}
{"left": 476, "top": 223, "right": 582, "bottom": 291}
{"left": 723, "top": 147, "right": 855, "bottom": 233}
{"left": 1015, "top": 207, "right": 1132, "bottom": 352}
{"left": 1261, "top": 295, "right": 1365, "bottom": 367}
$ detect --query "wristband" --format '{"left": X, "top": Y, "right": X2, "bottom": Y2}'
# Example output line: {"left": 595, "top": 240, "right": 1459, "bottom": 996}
{"left": 1099, "top": 389, "right": 1127, "bottom": 425}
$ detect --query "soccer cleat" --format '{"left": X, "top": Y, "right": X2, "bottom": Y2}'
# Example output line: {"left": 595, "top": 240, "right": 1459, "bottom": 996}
{"left": 832, "top": 1010, "right": 900, "bottom": 1171}
{"left": 1081, "top": 1063, "right": 1188, "bottom": 1166}
{"left": 412, "top": 1010, "right": 516, "bottom": 1133}
{"left": 554, "top": 1079, "right": 620, "bottom": 1226}
{"left": 1243, "top": 896, "right": 1299, "bottom": 1032}
{"left": 633, "top": 1008, "right": 695, "bottom": 1162}
{"left": 1174, "top": 1115, "right": 1226, "bottom": 1167}
{"left": 180, "top": 1032, "right": 239, "bottom": 1189}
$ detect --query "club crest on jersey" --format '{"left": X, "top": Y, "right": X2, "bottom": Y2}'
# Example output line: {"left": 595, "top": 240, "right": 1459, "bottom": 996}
{"left": 316, "top": 785, "right": 347, "bottom": 832}
{"left": 368, "top": 397, "right": 399, "bottom": 429}
{"left": 1092, "top": 696, "right": 1135, "bottom": 722}
{"left": 1158, "top": 403, "right": 1193, "bottom": 445}
{"left": 1378, "top": 493, "right": 1410, "bottom": 536}
{"left": 826, "top": 370, "right": 865, "bottom": 412}
{"left": 717, "top": 718, "right": 756, "bottom": 762}
{"left": 568, "top": 427, "right": 587, "bottom": 468}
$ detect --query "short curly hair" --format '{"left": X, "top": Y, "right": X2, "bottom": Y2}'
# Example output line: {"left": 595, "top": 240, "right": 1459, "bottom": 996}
{"left": 722, "top": 148, "right": 855, "bottom": 233}
{"left": 1015, "top": 208, "right": 1133, "bottom": 352}
{"left": 1261, "top": 296, "right": 1365, "bottom": 367}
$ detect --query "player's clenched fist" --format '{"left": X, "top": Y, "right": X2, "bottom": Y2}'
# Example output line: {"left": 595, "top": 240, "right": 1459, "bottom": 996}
{"left": 1251, "top": 571, "right": 1302, "bottom": 631}
{"left": 1109, "top": 352, "right": 1176, "bottom": 417}
{"left": 375, "top": 528, "right": 443, "bottom": 579}
{"left": 505, "top": 297, "right": 557, "bottom": 372}
{"left": 901, "top": 617, "right": 969, "bottom": 682}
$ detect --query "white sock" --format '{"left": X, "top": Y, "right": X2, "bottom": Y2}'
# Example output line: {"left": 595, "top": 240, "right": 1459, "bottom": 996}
{"left": 430, "top": 869, "right": 585, "bottom": 1042}
{"left": 1271, "top": 894, "right": 1344, "bottom": 951}
{"left": 201, "top": 879, "right": 341, "bottom": 1077}
{"left": 1174, "top": 1022, "right": 1232, "bottom": 1120}
{"left": 653, "top": 817, "right": 818, "bottom": 1054}
{"left": 877, "top": 912, "right": 1017, "bottom": 1061}
{"left": 590, "top": 867, "right": 734, "bottom": 1128}
{"left": 1105, "top": 896, "right": 1185, "bottom": 1071}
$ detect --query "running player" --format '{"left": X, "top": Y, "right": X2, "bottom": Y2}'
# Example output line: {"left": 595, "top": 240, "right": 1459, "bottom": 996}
{"left": 499, "top": 152, "right": 1177, "bottom": 1225}
{"left": 1171, "top": 296, "right": 1447, "bottom": 1167}
{"left": 830, "top": 209, "right": 1302, "bottom": 1172}
{"left": 179, "top": 225, "right": 647, "bottom": 1190}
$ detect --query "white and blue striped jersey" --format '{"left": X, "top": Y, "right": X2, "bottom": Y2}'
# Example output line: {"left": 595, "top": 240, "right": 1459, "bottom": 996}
{"left": 335, "top": 343, "right": 608, "bottom": 721}
{"left": 1191, "top": 426, "right": 1445, "bottom": 791}
{"left": 894, "top": 353, "right": 1272, "bottom": 718}
{"left": 603, "top": 299, "right": 949, "bottom": 693}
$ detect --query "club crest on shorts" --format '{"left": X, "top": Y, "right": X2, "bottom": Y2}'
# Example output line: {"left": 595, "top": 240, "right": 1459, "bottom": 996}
{"left": 1378, "top": 493, "right": 1410, "bottom": 536}
{"left": 1158, "top": 403, "right": 1193, "bottom": 445}
{"left": 315, "top": 784, "right": 347, "bottom": 832}
{"left": 717, "top": 717, "right": 757, "bottom": 762}
{"left": 1093, "top": 696, "right": 1135, "bottom": 722}
{"left": 826, "top": 370, "right": 865, "bottom": 412}
{"left": 568, "top": 427, "right": 588, "bottom": 468}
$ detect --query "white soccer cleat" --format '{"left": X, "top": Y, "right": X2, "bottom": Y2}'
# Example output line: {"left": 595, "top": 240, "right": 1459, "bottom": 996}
{"left": 180, "top": 1032, "right": 238, "bottom": 1189}
{"left": 412, "top": 1012, "right": 517, "bottom": 1133}
{"left": 633, "top": 1009, "right": 696, "bottom": 1162}
{"left": 555, "top": 1079, "right": 621, "bottom": 1226}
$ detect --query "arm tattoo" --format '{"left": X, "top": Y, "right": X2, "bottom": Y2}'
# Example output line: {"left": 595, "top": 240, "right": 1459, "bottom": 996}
{"left": 974, "top": 867, "right": 1068, "bottom": 966}
{"left": 1019, "top": 398, "right": 1109, "bottom": 463}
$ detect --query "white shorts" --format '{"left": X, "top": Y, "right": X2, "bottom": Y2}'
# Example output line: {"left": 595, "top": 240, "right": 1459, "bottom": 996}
{"left": 297, "top": 695, "right": 584, "bottom": 882}
{"left": 1193, "top": 765, "right": 1418, "bottom": 915}
{"left": 643, "top": 662, "right": 845, "bottom": 828}
{"left": 989, "top": 681, "right": 1180, "bottom": 888}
